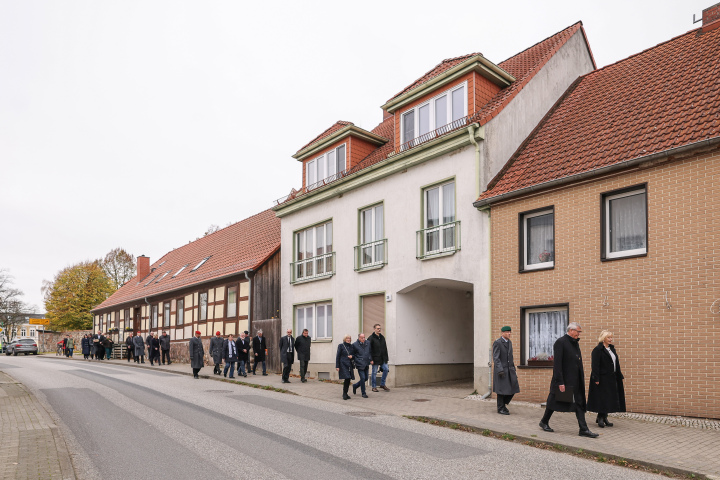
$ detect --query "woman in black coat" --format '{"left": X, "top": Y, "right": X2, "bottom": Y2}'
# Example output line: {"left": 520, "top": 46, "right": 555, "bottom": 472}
{"left": 587, "top": 330, "right": 626, "bottom": 427}
{"left": 335, "top": 335, "right": 355, "bottom": 400}
{"left": 81, "top": 335, "right": 91, "bottom": 360}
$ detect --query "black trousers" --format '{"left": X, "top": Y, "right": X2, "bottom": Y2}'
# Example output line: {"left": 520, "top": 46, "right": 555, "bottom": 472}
{"left": 497, "top": 394, "right": 514, "bottom": 411}
{"left": 162, "top": 349, "right": 170, "bottom": 364}
{"left": 541, "top": 404, "right": 589, "bottom": 431}
{"left": 282, "top": 362, "right": 292, "bottom": 381}
{"left": 298, "top": 360, "right": 308, "bottom": 379}
{"left": 127, "top": 348, "right": 134, "bottom": 362}
{"left": 192, "top": 368, "right": 200, "bottom": 377}
{"left": 343, "top": 378, "right": 351, "bottom": 395}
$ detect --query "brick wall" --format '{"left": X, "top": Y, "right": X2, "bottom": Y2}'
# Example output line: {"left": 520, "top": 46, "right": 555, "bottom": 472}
{"left": 490, "top": 147, "right": 720, "bottom": 419}
{"left": 38, "top": 330, "right": 92, "bottom": 354}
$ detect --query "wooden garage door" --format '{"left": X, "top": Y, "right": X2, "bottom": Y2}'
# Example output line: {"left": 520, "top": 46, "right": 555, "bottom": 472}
{"left": 361, "top": 294, "right": 385, "bottom": 336}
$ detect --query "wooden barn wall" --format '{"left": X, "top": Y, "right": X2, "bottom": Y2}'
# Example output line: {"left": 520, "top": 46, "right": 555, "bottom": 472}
{"left": 252, "top": 249, "right": 281, "bottom": 322}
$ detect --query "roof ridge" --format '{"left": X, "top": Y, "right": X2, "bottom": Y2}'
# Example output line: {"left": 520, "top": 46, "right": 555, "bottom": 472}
{"left": 295, "top": 121, "right": 355, "bottom": 154}
{"left": 386, "top": 52, "right": 480, "bottom": 102}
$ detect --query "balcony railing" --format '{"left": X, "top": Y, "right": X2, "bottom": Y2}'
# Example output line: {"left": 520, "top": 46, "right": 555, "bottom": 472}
{"left": 398, "top": 116, "right": 472, "bottom": 153}
{"left": 354, "top": 239, "right": 388, "bottom": 271}
{"left": 416, "top": 221, "right": 461, "bottom": 259}
{"left": 290, "top": 252, "right": 336, "bottom": 284}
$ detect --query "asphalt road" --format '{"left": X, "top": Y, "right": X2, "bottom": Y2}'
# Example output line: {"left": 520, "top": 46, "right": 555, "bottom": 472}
{"left": 0, "top": 356, "right": 663, "bottom": 479}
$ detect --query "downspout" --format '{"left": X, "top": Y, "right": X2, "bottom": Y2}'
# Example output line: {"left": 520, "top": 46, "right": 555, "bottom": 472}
{"left": 467, "top": 125, "right": 482, "bottom": 198}
{"left": 144, "top": 297, "right": 151, "bottom": 332}
{"left": 479, "top": 207, "right": 493, "bottom": 399}
{"left": 244, "top": 270, "right": 253, "bottom": 332}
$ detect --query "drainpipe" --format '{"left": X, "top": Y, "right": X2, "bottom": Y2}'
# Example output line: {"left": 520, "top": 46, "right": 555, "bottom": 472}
{"left": 467, "top": 125, "right": 482, "bottom": 198}
{"left": 479, "top": 207, "right": 493, "bottom": 399}
{"left": 144, "top": 297, "right": 151, "bottom": 332}
{"left": 244, "top": 270, "right": 253, "bottom": 332}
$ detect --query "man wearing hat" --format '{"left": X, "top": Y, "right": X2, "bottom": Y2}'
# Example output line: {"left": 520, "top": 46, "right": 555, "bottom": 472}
{"left": 189, "top": 330, "right": 205, "bottom": 379}
{"left": 492, "top": 326, "right": 520, "bottom": 415}
{"left": 210, "top": 331, "right": 224, "bottom": 375}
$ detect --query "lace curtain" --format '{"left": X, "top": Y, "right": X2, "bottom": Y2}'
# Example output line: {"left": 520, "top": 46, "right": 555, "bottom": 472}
{"left": 527, "top": 212, "right": 554, "bottom": 264}
{"left": 527, "top": 310, "right": 567, "bottom": 359}
{"left": 610, "top": 192, "right": 646, "bottom": 252}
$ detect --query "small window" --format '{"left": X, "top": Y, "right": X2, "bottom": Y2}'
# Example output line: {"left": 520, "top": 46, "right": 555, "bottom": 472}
{"left": 163, "top": 303, "right": 170, "bottom": 327}
{"left": 293, "top": 221, "right": 333, "bottom": 282}
{"left": 124, "top": 309, "right": 130, "bottom": 328}
{"left": 29, "top": 328, "right": 35, "bottom": 337}
{"left": 172, "top": 264, "right": 188, "bottom": 278}
{"left": 400, "top": 82, "right": 467, "bottom": 146}
{"left": 191, "top": 257, "right": 210, "bottom": 272}
{"left": 156, "top": 271, "right": 169, "bottom": 283}
{"left": 295, "top": 302, "right": 332, "bottom": 340}
{"left": 520, "top": 208, "right": 554, "bottom": 271}
{"left": 306, "top": 144, "right": 347, "bottom": 190}
{"left": 20, "top": 328, "right": 27, "bottom": 337}
{"left": 422, "top": 181, "right": 456, "bottom": 255}
{"left": 358, "top": 204, "right": 385, "bottom": 269}
{"left": 227, "top": 285, "right": 237, "bottom": 318}
{"left": 176, "top": 299, "right": 184, "bottom": 326}
{"left": 151, "top": 305, "right": 158, "bottom": 329}
{"left": 522, "top": 306, "right": 568, "bottom": 366}
{"left": 199, "top": 292, "right": 208, "bottom": 321}
{"left": 603, "top": 186, "right": 647, "bottom": 259}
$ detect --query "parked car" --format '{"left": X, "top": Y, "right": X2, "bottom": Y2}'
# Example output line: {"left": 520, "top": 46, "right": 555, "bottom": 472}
{"left": 5, "top": 338, "right": 38, "bottom": 356}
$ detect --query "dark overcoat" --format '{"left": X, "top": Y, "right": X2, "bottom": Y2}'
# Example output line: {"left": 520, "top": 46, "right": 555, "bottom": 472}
{"left": 279, "top": 335, "right": 295, "bottom": 365}
{"left": 294, "top": 335, "right": 311, "bottom": 362}
{"left": 335, "top": 342, "right": 354, "bottom": 380}
{"left": 81, "top": 337, "right": 91, "bottom": 355}
{"left": 492, "top": 337, "right": 520, "bottom": 395}
{"left": 222, "top": 339, "right": 239, "bottom": 363}
{"left": 587, "top": 343, "right": 626, "bottom": 413}
{"left": 189, "top": 336, "right": 205, "bottom": 369}
{"left": 252, "top": 336, "right": 267, "bottom": 361}
{"left": 235, "top": 337, "right": 250, "bottom": 362}
{"left": 546, "top": 334, "right": 586, "bottom": 412}
{"left": 133, "top": 335, "right": 145, "bottom": 356}
{"left": 210, "top": 336, "right": 224, "bottom": 364}
{"left": 352, "top": 339, "right": 371, "bottom": 370}
{"left": 159, "top": 334, "right": 170, "bottom": 351}
{"left": 149, "top": 337, "right": 160, "bottom": 357}
{"left": 369, "top": 332, "right": 389, "bottom": 365}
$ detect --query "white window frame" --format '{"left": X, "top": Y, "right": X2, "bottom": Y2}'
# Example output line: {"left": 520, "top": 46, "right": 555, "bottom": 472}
{"left": 423, "top": 181, "right": 456, "bottom": 254}
{"left": 163, "top": 303, "right": 170, "bottom": 327}
{"left": 176, "top": 299, "right": 184, "bottom": 326}
{"left": 294, "top": 221, "right": 333, "bottom": 282}
{"left": 199, "top": 292, "right": 208, "bottom": 321}
{"left": 20, "top": 327, "right": 27, "bottom": 337}
{"left": 151, "top": 305, "right": 158, "bottom": 329}
{"left": 359, "top": 204, "right": 384, "bottom": 268}
{"left": 29, "top": 328, "right": 36, "bottom": 337}
{"left": 295, "top": 302, "right": 332, "bottom": 341}
{"left": 523, "top": 306, "right": 569, "bottom": 364}
{"left": 522, "top": 209, "right": 554, "bottom": 270}
{"left": 227, "top": 285, "right": 237, "bottom": 318}
{"left": 604, "top": 187, "right": 647, "bottom": 259}
{"left": 400, "top": 82, "right": 468, "bottom": 145}
{"left": 306, "top": 143, "right": 347, "bottom": 190}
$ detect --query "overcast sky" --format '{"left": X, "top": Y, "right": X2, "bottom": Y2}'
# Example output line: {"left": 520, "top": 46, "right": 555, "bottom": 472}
{"left": 0, "top": 0, "right": 710, "bottom": 311}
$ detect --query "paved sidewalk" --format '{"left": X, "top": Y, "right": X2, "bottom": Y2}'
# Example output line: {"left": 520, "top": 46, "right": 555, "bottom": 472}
{"left": 43, "top": 356, "right": 720, "bottom": 478}
{"left": 0, "top": 370, "right": 75, "bottom": 480}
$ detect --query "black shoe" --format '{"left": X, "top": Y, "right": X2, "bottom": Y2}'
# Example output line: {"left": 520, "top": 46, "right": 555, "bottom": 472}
{"left": 603, "top": 415, "right": 613, "bottom": 427}
{"left": 498, "top": 409, "right": 510, "bottom": 415}
{"left": 596, "top": 415, "right": 606, "bottom": 428}
{"left": 301, "top": 378, "right": 306, "bottom": 383}
{"left": 168, "top": 362, "right": 172, "bottom": 365}
{"left": 262, "top": 373, "right": 268, "bottom": 376}
{"left": 244, "top": 374, "right": 247, "bottom": 377}
{"left": 224, "top": 373, "right": 227, "bottom": 377}
{"left": 252, "top": 371, "right": 256, "bottom": 375}
{"left": 579, "top": 429, "right": 599, "bottom": 438}
{"left": 539, "top": 422, "right": 554, "bottom": 432}
{"left": 362, "top": 394, "right": 368, "bottom": 398}
{"left": 343, "top": 394, "right": 350, "bottom": 400}
{"left": 353, "top": 384, "right": 358, "bottom": 395}
{"left": 194, "top": 375, "right": 199, "bottom": 379}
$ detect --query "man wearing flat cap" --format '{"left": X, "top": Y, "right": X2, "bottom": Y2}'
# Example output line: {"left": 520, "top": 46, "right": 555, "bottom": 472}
{"left": 189, "top": 331, "right": 205, "bottom": 379}
{"left": 493, "top": 326, "right": 520, "bottom": 415}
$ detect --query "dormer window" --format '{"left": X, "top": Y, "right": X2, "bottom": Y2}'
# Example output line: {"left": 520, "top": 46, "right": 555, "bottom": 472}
{"left": 401, "top": 83, "right": 467, "bottom": 146}
{"left": 306, "top": 144, "right": 347, "bottom": 189}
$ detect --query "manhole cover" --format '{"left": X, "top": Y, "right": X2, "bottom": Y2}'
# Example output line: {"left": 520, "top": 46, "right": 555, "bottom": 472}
{"left": 204, "top": 389, "right": 232, "bottom": 393}
{"left": 346, "top": 411, "right": 376, "bottom": 417}
{"left": 412, "top": 399, "right": 431, "bottom": 402}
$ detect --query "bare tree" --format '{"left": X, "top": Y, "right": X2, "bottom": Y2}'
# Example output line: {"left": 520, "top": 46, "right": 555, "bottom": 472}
{"left": 100, "top": 247, "right": 136, "bottom": 290}
{"left": 204, "top": 224, "right": 220, "bottom": 236}
{"left": 0, "top": 269, "right": 34, "bottom": 340}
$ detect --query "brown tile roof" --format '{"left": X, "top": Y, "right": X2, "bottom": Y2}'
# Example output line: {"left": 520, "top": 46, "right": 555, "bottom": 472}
{"left": 387, "top": 53, "right": 481, "bottom": 102}
{"left": 92, "top": 209, "right": 280, "bottom": 311}
{"left": 478, "top": 26, "right": 720, "bottom": 203}
{"left": 296, "top": 121, "right": 353, "bottom": 154}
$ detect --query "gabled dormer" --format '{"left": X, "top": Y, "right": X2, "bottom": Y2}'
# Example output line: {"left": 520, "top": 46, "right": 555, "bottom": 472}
{"left": 380, "top": 53, "right": 515, "bottom": 150}
{"left": 293, "top": 121, "right": 389, "bottom": 191}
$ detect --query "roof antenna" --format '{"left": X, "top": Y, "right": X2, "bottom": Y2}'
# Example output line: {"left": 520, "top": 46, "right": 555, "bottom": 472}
{"left": 693, "top": 12, "right": 702, "bottom": 24}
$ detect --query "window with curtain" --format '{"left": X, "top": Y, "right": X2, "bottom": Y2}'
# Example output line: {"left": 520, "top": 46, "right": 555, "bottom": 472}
{"left": 424, "top": 181, "right": 456, "bottom": 254}
{"left": 227, "top": 286, "right": 237, "bottom": 318}
{"left": 151, "top": 306, "right": 158, "bottom": 329}
{"left": 523, "top": 307, "right": 568, "bottom": 365}
{"left": 306, "top": 144, "right": 347, "bottom": 190}
{"left": 163, "top": 303, "right": 170, "bottom": 327}
{"left": 360, "top": 204, "right": 384, "bottom": 267}
{"left": 522, "top": 208, "right": 554, "bottom": 270}
{"left": 400, "top": 83, "right": 467, "bottom": 145}
{"left": 295, "top": 302, "right": 331, "bottom": 340}
{"left": 604, "top": 187, "right": 647, "bottom": 259}
{"left": 294, "top": 221, "right": 333, "bottom": 282}
{"left": 176, "top": 299, "right": 184, "bottom": 326}
{"left": 199, "top": 293, "right": 207, "bottom": 321}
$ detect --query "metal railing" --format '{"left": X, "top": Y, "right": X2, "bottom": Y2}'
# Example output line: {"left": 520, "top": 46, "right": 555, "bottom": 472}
{"left": 290, "top": 252, "right": 336, "bottom": 284}
{"left": 274, "top": 114, "right": 474, "bottom": 206}
{"left": 354, "top": 239, "right": 388, "bottom": 271}
{"left": 416, "top": 220, "right": 461, "bottom": 259}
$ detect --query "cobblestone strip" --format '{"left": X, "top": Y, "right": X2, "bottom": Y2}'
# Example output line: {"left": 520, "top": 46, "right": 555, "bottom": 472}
{"left": 0, "top": 371, "right": 76, "bottom": 480}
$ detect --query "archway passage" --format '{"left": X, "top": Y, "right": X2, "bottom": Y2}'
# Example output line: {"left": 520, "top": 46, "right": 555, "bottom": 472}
{"left": 394, "top": 278, "right": 474, "bottom": 386}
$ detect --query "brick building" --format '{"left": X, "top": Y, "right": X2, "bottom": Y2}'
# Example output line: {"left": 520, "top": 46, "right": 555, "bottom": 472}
{"left": 90, "top": 209, "right": 280, "bottom": 362}
{"left": 474, "top": 14, "right": 720, "bottom": 418}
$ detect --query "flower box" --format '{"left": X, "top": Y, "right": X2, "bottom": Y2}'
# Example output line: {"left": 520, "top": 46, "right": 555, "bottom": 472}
{"left": 527, "top": 360, "right": 554, "bottom": 367}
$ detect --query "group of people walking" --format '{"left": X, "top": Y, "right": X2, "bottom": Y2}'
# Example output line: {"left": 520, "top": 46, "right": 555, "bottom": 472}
{"left": 122, "top": 331, "right": 172, "bottom": 366}
{"left": 335, "top": 324, "right": 391, "bottom": 400}
{"left": 75, "top": 333, "right": 115, "bottom": 360}
{"left": 492, "top": 323, "right": 626, "bottom": 438}
{"left": 190, "top": 330, "right": 270, "bottom": 380}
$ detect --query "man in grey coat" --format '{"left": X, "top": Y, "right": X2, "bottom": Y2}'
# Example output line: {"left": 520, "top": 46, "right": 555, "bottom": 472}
{"left": 210, "top": 331, "right": 224, "bottom": 375}
{"left": 493, "top": 326, "right": 520, "bottom": 415}
{"left": 189, "top": 331, "right": 205, "bottom": 379}
{"left": 132, "top": 332, "right": 145, "bottom": 363}
{"left": 352, "top": 333, "right": 371, "bottom": 398}
{"left": 159, "top": 330, "right": 171, "bottom": 365}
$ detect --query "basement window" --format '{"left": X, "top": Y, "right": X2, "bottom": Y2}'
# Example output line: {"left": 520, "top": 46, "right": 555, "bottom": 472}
{"left": 191, "top": 257, "right": 211, "bottom": 272}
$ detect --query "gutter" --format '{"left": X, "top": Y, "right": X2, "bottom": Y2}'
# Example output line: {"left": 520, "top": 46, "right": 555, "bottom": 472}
{"left": 474, "top": 137, "right": 720, "bottom": 209}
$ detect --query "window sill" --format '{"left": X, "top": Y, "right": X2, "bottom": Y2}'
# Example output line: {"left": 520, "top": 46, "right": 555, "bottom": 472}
{"left": 519, "top": 265, "right": 554, "bottom": 273}
{"left": 290, "top": 272, "right": 335, "bottom": 285}
{"left": 417, "top": 249, "right": 459, "bottom": 261}
{"left": 355, "top": 263, "right": 386, "bottom": 273}
{"left": 601, "top": 252, "right": 647, "bottom": 262}
{"left": 311, "top": 339, "right": 333, "bottom": 343}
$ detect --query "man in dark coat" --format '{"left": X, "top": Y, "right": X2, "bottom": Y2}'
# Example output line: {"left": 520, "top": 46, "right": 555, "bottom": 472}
{"left": 210, "top": 331, "right": 224, "bottom": 375}
{"left": 252, "top": 330, "right": 267, "bottom": 376}
{"left": 493, "top": 326, "right": 520, "bottom": 415}
{"left": 148, "top": 333, "right": 160, "bottom": 365}
{"left": 222, "top": 334, "right": 238, "bottom": 378}
{"left": 369, "top": 324, "right": 389, "bottom": 392}
{"left": 145, "top": 332, "right": 153, "bottom": 359}
{"left": 93, "top": 332, "right": 105, "bottom": 361}
{"left": 294, "top": 329, "right": 311, "bottom": 383}
{"left": 279, "top": 329, "right": 295, "bottom": 383}
{"left": 352, "top": 333, "right": 371, "bottom": 398}
{"left": 539, "top": 322, "right": 598, "bottom": 438}
{"left": 132, "top": 332, "right": 145, "bottom": 363}
{"left": 235, "top": 331, "right": 250, "bottom": 377}
{"left": 159, "top": 330, "right": 171, "bottom": 365}
{"left": 125, "top": 333, "right": 134, "bottom": 362}
{"left": 189, "top": 331, "right": 204, "bottom": 378}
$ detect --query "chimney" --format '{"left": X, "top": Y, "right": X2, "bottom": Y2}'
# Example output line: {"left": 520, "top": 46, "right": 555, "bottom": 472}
{"left": 702, "top": 3, "right": 720, "bottom": 32}
{"left": 137, "top": 255, "right": 150, "bottom": 280}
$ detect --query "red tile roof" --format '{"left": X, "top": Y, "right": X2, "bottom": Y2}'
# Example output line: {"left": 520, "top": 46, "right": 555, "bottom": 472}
{"left": 387, "top": 53, "right": 481, "bottom": 102}
{"left": 92, "top": 209, "right": 280, "bottom": 311}
{"left": 478, "top": 26, "right": 720, "bottom": 203}
{"left": 296, "top": 121, "right": 353, "bottom": 154}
